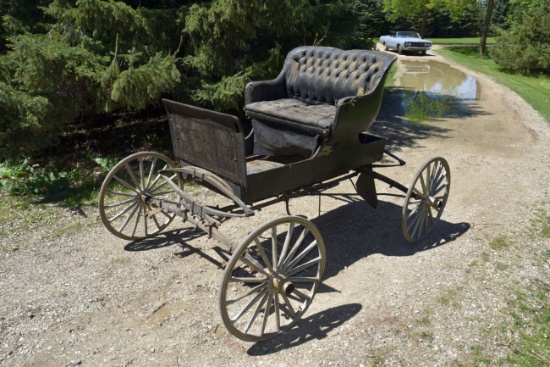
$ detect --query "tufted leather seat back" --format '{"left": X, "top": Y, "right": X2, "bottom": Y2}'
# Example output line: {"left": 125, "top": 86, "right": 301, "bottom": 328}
{"left": 284, "top": 46, "right": 392, "bottom": 105}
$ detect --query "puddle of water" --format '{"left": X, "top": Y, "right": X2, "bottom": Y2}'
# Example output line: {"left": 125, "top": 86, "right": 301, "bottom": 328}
{"left": 398, "top": 60, "right": 480, "bottom": 122}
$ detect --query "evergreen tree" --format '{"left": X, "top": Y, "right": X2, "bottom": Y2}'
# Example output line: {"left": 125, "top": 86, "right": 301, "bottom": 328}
{"left": 0, "top": 0, "right": 186, "bottom": 157}
{"left": 382, "top": 0, "right": 478, "bottom": 37}
{"left": 0, "top": 0, "right": 371, "bottom": 158}
{"left": 490, "top": 0, "right": 550, "bottom": 74}
{"left": 183, "top": 0, "right": 364, "bottom": 113}
{"left": 352, "top": 0, "right": 388, "bottom": 45}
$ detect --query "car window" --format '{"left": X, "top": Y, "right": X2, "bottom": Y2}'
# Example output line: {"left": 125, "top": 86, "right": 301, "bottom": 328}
{"left": 397, "top": 31, "right": 421, "bottom": 38}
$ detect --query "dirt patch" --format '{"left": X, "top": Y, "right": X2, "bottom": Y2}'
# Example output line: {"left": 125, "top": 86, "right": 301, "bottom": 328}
{"left": 1, "top": 47, "right": 549, "bottom": 366}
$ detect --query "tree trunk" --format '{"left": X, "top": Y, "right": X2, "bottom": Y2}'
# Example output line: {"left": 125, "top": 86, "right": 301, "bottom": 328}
{"left": 479, "top": 0, "right": 495, "bottom": 55}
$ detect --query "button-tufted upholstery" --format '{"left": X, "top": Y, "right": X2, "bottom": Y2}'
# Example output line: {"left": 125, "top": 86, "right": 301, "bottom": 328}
{"left": 245, "top": 46, "right": 396, "bottom": 157}
{"left": 285, "top": 47, "right": 387, "bottom": 105}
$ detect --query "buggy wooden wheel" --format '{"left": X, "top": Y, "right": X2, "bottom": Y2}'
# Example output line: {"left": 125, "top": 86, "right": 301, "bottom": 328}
{"left": 98, "top": 152, "right": 180, "bottom": 240}
{"left": 402, "top": 157, "right": 450, "bottom": 243}
{"left": 220, "top": 216, "right": 326, "bottom": 341}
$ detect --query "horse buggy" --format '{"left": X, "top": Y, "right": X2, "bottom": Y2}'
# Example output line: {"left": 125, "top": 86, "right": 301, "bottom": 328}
{"left": 98, "top": 46, "right": 451, "bottom": 341}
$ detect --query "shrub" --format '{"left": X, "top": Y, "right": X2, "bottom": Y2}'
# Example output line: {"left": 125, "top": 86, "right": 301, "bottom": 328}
{"left": 489, "top": 0, "right": 550, "bottom": 75}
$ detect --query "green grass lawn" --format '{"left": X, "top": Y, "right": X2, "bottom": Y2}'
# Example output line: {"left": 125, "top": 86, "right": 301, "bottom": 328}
{"left": 438, "top": 46, "right": 550, "bottom": 124}
{"left": 427, "top": 37, "right": 495, "bottom": 45}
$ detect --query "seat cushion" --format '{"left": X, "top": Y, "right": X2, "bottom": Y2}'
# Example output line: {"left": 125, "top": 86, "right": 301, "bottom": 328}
{"left": 245, "top": 98, "right": 336, "bottom": 130}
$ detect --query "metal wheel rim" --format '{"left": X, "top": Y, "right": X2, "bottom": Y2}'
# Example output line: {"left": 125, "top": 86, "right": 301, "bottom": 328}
{"left": 402, "top": 157, "right": 450, "bottom": 243}
{"left": 98, "top": 151, "right": 180, "bottom": 240}
{"left": 220, "top": 216, "right": 326, "bottom": 342}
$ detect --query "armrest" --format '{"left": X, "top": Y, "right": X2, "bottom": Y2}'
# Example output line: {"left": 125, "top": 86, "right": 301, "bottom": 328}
{"left": 330, "top": 76, "right": 388, "bottom": 144}
{"left": 244, "top": 71, "right": 287, "bottom": 105}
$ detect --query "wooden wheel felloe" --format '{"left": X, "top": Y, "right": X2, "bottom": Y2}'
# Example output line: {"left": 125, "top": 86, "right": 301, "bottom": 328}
{"left": 98, "top": 152, "right": 180, "bottom": 241}
{"left": 219, "top": 216, "right": 326, "bottom": 342}
{"left": 402, "top": 157, "right": 450, "bottom": 243}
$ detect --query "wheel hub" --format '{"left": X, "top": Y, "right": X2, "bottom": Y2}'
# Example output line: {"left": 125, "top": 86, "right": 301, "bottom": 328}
{"left": 424, "top": 195, "right": 442, "bottom": 209}
{"left": 272, "top": 276, "right": 295, "bottom": 295}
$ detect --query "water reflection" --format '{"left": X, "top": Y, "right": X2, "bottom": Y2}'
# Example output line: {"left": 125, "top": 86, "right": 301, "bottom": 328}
{"left": 398, "top": 60, "right": 480, "bottom": 122}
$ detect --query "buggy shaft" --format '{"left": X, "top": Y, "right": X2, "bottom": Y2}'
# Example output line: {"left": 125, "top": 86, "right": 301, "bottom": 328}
{"left": 145, "top": 197, "right": 238, "bottom": 252}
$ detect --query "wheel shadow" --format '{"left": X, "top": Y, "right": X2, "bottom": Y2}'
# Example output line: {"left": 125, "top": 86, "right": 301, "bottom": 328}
{"left": 311, "top": 199, "right": 470, "bottom": 282}
{"left": 124, "top": 227, "right": 231, "bottom": 269}
{"left": 124, "top": 198, "right": 469, "bottom": 350}
{"left": 247, "top": 303, "right": 362, "bottom": 356}
{"left": 124, "top": 197, "right": 470, "bottom": 276}
{"left": 124, "top": 198, "right": 470, "bottom": 281}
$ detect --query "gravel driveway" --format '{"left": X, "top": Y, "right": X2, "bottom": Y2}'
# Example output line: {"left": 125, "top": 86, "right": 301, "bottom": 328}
{"left": 1, "top": 48, "right": 549, "bottom": 367}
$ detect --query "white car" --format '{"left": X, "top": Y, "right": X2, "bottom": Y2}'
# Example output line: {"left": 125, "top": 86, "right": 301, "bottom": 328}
{"left": 380, "top": 31, "right": 432, "bottom": 55}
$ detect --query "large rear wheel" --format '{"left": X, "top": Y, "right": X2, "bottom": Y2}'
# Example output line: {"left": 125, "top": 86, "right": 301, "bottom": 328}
{"left": 220, "top": 216, "right": 326, "bottom": 341}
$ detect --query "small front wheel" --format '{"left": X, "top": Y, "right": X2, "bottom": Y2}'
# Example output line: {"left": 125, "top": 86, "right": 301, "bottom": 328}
{"left": 98, "top": 151, "right": 180, "bottom": 240}
{"left": 402, "top": 157, "right": 450, "bottom": 243}
{"left": 220, "top": 216, "right": 326, "bottom": 341}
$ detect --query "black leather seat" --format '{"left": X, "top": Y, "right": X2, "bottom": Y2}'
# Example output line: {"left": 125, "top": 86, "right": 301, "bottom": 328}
{"left": 244, "top": 46, "right": 397, "bottom": 157}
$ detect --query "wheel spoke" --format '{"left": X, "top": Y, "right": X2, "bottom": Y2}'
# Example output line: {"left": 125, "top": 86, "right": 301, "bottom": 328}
{"left": 403, "top": 157, "right": 450, "bottom": 243}
{"left": 409, "top": 207, "right": 425, "bottom": 239}
{"left": 286, "top": 240, "right": 318, "bottom": 271}
{"left": 430, "top": 163, "right": 444, "bottom": 192}
{"left": 113, "top": 174, "right": 138, "bottom": 193}
{"left": 105, "top": 197, "right": 136, "bottom": 209}
{"left": 220, "top": 216, "right": 325, "bottom": 341}
{"left": 427, "top": 207, "right": 436, "bottom": 223}
{"left": 238, "top": 254, "right": 271, "bottom": 278}
{"left": 292, "top": 289, "right": 312, "bottom": 301}
{"left": 230, "top": 288, "right": 268, "bottom": 323}
{"left": 109, "top": 201, "right": 138, "bottom": 223}
{"left": 287, "top": 256, "right": 322, "bottom": 277}
{"left": 407, "top": 198, "right": 423, "bottom": 206}
{"left": 273, "top": 293, "right": 281, "bottom": 332}
{"left": 271, "top": 226, "right": 278, "bottom": 271}
{"left": 145, "top": 158, "right": 158, "bottom": 190}
{"left": 228, "top": 277, "right": 268, "bottom": 284}
{"left": 139, "top": 158, "right": 145, "bottom": 190}
{"left": 131, "top": 206, "right": 143, "bottom": 238}
{"left": 278, "top": 222, "right": 295, "bottom": 268}
{"left": 419, "top": 172, "right": 428, "bottom": 195}
{"left": 259, "top": 292, "right": 273, "bottom": 337}
{"left": 147, "top": 164, "right": 170, "bottom": 191}
{"left": 281, "top": 227, "right": 310, "bottom": 269}
{"left": 280, "top": 292, "right": 296, "bottom": 318}
{"left": 407, "top": 202, "right": 423, "bottom": 220}
{"left": 227, "top": 283, "right": 266, "bottom": 305}
{"left": 432, "top": 179, "right": 448, "bottom": 196}
{"left": 150, "top": 174, "right": 178, "bottom": 193}
{"left": 142, "top": 205, "right": 148, "bottom": 237}
{"left": 106, "top": 189, "right": 136, "bottom": 198}
{"left": 425, "top": 162, "right": 432, "bottom": 191}
{"left": 412, "top": 186, "right": 425, "bottom": 198}
{"left": 253, "top": 238, "right": 273, "bottom": 272}
{"left": 125, "top": 164, "right": 141, "bottom": 191}
{"left": 117, "top": 203, "right": 139, "bottom": 233}
{"left": 431, "top": 172, "right": 446, "bottom": 195}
